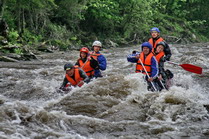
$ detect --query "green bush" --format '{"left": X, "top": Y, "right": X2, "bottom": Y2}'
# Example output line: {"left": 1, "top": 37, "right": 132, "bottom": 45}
{"left": 14, "top": 48, "right": 23, "bottom": 55}
{"left": 8, "top": 29, "right": 19, "bottom": 43}
{"left": 22, "top": 29, "right": 43, "bottom": 44}
{"left": 50, "top": 39, "right": 69, "bottom": 50}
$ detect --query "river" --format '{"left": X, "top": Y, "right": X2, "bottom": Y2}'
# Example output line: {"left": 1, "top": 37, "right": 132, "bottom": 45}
{"left": 0, "top": 43, "right": 209, "bottom": 139}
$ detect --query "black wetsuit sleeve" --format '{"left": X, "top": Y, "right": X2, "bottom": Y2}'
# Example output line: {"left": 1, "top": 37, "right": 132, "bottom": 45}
{"left": 79, "top": 68, "right": 90, "bottom": 83}
{"left": 158, "top": 58, "right": 165, "bottom": 75}
{"left": 60, "top": 77, "right": 68, "bottom": 88}
{"left": 164, "top": 42, "right": 172, "bottom": 61}
{"left": 159, "top": 58, "right": 167, "bottom": 79}
{"left": 90, "top": 57, "right": 99, "bottom": 69}
{"left": 75, "top": 60, "right": 80, "bottom": 66}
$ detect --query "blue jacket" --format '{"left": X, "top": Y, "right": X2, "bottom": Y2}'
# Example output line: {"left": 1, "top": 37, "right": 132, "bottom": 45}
{"left": 94, "top": 52, "right": 106, "bottom": 78}
{"left": 127, "top": 53, "right": 158, "bottom": 78}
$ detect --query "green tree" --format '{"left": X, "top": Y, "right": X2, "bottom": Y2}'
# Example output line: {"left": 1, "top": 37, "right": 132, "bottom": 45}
{"left": 80, "top": 0, "right": 122, "bottom": 37}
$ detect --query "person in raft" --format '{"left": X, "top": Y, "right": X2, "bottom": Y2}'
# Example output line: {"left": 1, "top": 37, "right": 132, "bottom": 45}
{"left": 59, "top": 62, "right": 90, "bottom": 91}
{"left": 75, "top": 47, "right": 99, "bottom": 79}
{"left": 148, "top": 27, "right": 172, "bottom": 61}
{"left": 90, "top": 41, "right": 107, "bottom": 78}
{"left": 127, "top": 42, "right": 161, "bottom": 91}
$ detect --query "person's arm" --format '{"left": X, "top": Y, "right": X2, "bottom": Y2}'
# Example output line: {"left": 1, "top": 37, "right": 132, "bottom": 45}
{"left": 60, "top": 77, "right": 68, "bottom": 89}
{"left": 150, "top": 56, "right": 158, "bottom": 78}
{"left": 97, "top": 55, "right": 106, "bottom": 71}
{"left": 90, "top": 57, "right": 99, "bottom": 69}
{"left": 75, "top": 60, "right": 80, "bottom": 66}
{"left": 164, "top": 42, "right": 172, "bottom": 61}
{"left": 158, "top": 58, "right": 165, "bottom": 75}
{"left": 127, "top": 53, "right": 139, "bottom": 63}
{"left": 79, "top": 68, "right": 90, "bottom": 83}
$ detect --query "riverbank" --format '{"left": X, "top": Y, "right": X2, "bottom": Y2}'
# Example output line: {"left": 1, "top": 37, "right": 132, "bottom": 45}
{"left": 1, "top": 41, "right": 209, "bottom": 62}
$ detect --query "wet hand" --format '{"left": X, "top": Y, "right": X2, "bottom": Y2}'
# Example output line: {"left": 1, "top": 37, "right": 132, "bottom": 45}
{"left": 158, "top": 75, "right": 163, "bottom": 80}
{"left": 87, "top": 56, "right": 91, "bottom": 61}
{"left": 148, "top": 77, "right": 153, "bottom": 82}
{"left": 135, "top": 54, "right": 140, "bottom": 59}
{"left": 59, "top": 86, "right": 72, "bottom": 91}
{"left": 77, "top": 81, "right": 84, "bottom": 87}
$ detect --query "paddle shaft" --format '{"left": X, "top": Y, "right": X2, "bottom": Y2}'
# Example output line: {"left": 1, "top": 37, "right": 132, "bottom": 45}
{"left": 159, "top": 79, "right": 167, "bottom": 90}
{"left": 139, "top": 58, "right": 157, "bottom": 91}
{"left": 81, "top": 57, "right": 91, "bottom": 69}
{"left": 81, "top": 60, "right": 88, "bottom": 69}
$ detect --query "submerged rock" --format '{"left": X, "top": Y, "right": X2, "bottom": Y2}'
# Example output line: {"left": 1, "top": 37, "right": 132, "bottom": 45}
{"left": 204, "top": 105, "right": 209, "bottom": 113}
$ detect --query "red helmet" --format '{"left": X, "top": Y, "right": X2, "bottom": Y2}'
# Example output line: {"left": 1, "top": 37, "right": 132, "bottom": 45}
{"left": 80, "top": 47, "right": 89, "bottom": 53}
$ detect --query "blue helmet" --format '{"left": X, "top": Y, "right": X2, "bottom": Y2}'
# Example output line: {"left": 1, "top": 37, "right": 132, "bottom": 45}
{"left": 150, "top": 27, "right": 160, "bottom": 33}
{"left": 141, "top": 42, "right": 152, "bottom": 52}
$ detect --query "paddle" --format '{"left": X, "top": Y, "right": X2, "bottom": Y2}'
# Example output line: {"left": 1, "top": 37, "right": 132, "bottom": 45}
{"left": 159, "top": 79, "right": 167, "bottom": 90}
{"left": 167, "top": 61, "right": 202, "bottom": 74}
{"left": 139, "top": 58, "right": 157, "bottom": 91}
{"left": 81, "top": 55, "right": 92, "bottom": 69}
{"left": 81, "top": 59, "right": 88, "bottom": 69}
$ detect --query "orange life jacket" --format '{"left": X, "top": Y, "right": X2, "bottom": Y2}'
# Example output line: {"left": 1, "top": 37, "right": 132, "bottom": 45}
{"left": 136, "top": 52, "right": 153, "bottom": 75}
{"left": 155, "top": 51, "right": 165, "bottom": 63}
{"left": 90, "top": 52, "right": 101, "bottom": 60}
{"left": 148, "top": 37, "right": 164, "bottom": 50}
{"left": 65, "top": 66, "right": 83, "bottom": 87}
{"left": 78, "top": 59, "right": 94, "bottom": 77}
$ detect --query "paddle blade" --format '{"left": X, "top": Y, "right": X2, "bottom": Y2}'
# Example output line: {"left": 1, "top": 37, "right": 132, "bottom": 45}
{"left": 180, "top": 64, "right": 202, "bottom": 74}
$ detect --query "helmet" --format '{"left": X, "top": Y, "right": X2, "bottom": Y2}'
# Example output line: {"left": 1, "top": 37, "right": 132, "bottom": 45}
{"left": 64, "top": 63, "right": 74, "bottom": 70}
{"left": 92, "top": 41, "right": 102, "bottom": 47}
{"left": 141, "top": 42, "right": 152, "bottom": 52}
{"left": 150, "top": 27, "right": 160, "bottom": 33}
{"left": 156, "top": 41, "right": 166, "bottom": 48}
{"left": 80, "top": 47, "right": 89, "bottom": 53}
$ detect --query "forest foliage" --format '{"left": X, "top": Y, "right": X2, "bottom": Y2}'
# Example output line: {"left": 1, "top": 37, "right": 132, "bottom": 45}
{"left": 0, "top": 0, "right": 208, "bottom": 50}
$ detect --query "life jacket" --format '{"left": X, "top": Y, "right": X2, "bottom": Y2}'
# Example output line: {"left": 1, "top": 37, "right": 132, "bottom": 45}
{"left": 155, "top": 51, "right": 165, "bottom": 63}
{"left": 136, "top": 52, "right": 153, "bottom": 75}
{"left": 78, "top": 59, "right": 94, "bottom": 77}
{"left": 148, "top": 37, "right": 164, "bottom": 50}
{"left": 90, "top": 52, "right": 101, "bottom": 60}
{"left": 65, "top": 66, "right": 83, "bottom": 87}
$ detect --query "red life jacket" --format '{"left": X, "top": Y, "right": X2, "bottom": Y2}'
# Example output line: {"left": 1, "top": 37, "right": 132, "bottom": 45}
{"left": 148, "top": 37, "right": 164, "bottom": 50}
{"left": 78, "top": 59, "right": 94, "bottom": 77}
{"left": 136, "top": 52, "right": 153, "bottom": 75}
{"left": 65, "top": 66, "right": 83, "bottom": 87}
{"left": 155, "top": 51, "right": 165, "bottom": 63}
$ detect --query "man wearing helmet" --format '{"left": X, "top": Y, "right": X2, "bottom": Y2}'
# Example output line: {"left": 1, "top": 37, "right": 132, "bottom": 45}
{"left": 75, "top": 47, "right": 99, "bottom": 78}
{"left": 127, "top": 42, "right": 160, "bottom": 91}
{"left": 149, "top": 27, "right": 172, "bottom": 61}
{"left": 59, "top": 62, "right": 90, "bottom": 91}
{"left": 90, "top": 41, "right": 107, "bottom": 78}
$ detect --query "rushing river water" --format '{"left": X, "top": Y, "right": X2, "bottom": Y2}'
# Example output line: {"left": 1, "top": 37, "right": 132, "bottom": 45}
{"left": 0, "top": 43, "right": 209, "bottom": 139}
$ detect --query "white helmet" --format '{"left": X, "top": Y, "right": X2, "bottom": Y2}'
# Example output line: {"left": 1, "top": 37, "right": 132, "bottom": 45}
{"left": 92, "top": 41, "right": 102, "bottom": 47}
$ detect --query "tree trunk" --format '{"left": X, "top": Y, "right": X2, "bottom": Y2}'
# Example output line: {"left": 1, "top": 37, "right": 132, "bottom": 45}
{"left": 17, "top": 0, "right": 22, "bottom": 36}
{"left": 22, "top": 9, "right": 25, "bottom": 34}
{"left": 0, "top": 0, "right": 6, "bottom": 18}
